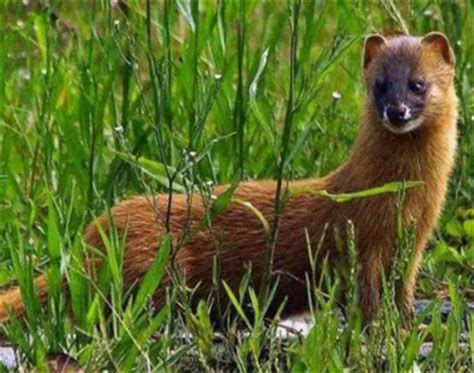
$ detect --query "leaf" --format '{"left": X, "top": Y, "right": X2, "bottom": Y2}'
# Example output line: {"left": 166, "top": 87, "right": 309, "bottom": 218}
{"left": 222, "top": 281, "right": 251, "bottom": 329}
{"left": 47, "top": 195, "right": 61, "bottom": 261}
{"left": 33, "top": 14, "right": 48, "bottom": 67}
{"left": 445, "top": 219, "right": 464, "bottom": 238}
{"left": 284, "top": 119, "right": 317, "bottom": 169}
{"left": 289, "top": 181, "right": 424, "bottom": 203}
{"left": 121, "top": 304, "right": 170, "bottom": 371}
{"left": 196, "top": 300, "right": 213, "bottom": 336}
{"left": 249, "top": 48, "right": 270, "bottom": 99}
{"left": 291, "top": 360, "right": 307, "bottom": 373}
{"left": 132, "top": 234, "right": 171, "bottom": 319}
{"left": 95, "top": 221, "right": 122, "bottom": 288}
{"left": 68, "top": 237, "right": 89, "bottom": 330}
{"left": 458, "top": 208, "right": 474, "bottom": 218}
{"left": 190, "top": 132, "right": 236, "bottom": 167}
{"left": 176, "top": 0, "right": 195, "bottom": 31}
{"left": 465, "top": 245, "right": 474, "bottom": 263}
{"left": 248, "top": 288, "right": 260, "bottom": 323}
{"left": 432, "top": 241, "right": 463, "bottom": 264}
{"left": 192, "top": 300, "right": 213, "bottom": 356}
{"left": 47, "top": 194, "right": 62, "bottom": 300}
{"left": 115, "top": 152, "right": 187, "bottom": 193}
{"left": 232, "top": 198, "right": 270, "bottom": 237}
{"left": 463, "top": 220, "right": 474, "bottom": 238}
{"left": 206, "top": 177, "right": 240, "bottom": 224}
{"left": 310, "top": 34, "right": 360, "bottom": 89}
{"left": 7, "top": 231, "right": 41, "bottom": 327}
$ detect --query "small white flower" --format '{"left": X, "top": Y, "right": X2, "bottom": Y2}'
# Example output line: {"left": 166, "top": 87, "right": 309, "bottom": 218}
{"left": 456, "top": 40, "right": 461, "bottom": 46}
{"left": 332, "top": 91, "right": 342, "bottom": 101}
{"left": 16, "top": 20, "right": 25, "bottom": 28}
{"left": 19, "top": 68, "right": 30, "bottom": 80}
{"left": 205, "top": 180, "right": 214, "bottom": 187}
{"left": 423, "top": 9, "right": 433, "bottom": 17}
{"left": 114, "top": 19, "right": 120, "bottom": 26}
{"left": 114, "top": 124, "right": 124, "bottom": 133}
{"left": 189, "top": 151, "right": 197, "bottom": 158}
{"left": 214, "top": 73, "right": 222, "bottom": 80}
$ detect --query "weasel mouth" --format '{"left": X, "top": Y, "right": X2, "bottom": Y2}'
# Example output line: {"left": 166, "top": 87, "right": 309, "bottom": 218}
{"left": 390, "top": 119, "right": 410, "bottom": 127}
{"left": 381, "top": 104, "right": 423, "bottom": 134}
{"left": 382, "top": 117, "right": 423, "bottom": 134}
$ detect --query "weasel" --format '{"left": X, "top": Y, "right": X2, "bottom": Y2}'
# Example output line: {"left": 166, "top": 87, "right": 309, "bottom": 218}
{"left": 0, "top": 33, "right": 457, "bottom": 325}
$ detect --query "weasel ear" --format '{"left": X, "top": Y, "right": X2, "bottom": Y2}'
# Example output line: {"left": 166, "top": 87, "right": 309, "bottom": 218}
{"left": 363, "top": 34, "right": 387, "bottom": 69}
{"left": 421, "top": 32, "right": 455, "bottom": 65}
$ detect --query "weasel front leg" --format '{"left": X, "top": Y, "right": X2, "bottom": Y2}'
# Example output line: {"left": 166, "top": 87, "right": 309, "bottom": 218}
{"left": 358, "top": 244, "right": 423, "bottom": 327}
{"left": 395, "top": 243, "right": 425, "bottom": 324}
{"left": 358, "top": 252, "right": 382, "bottom": 325}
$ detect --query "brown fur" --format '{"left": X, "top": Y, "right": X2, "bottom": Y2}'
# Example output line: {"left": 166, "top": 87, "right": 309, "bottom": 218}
{"left": 0, "top": 33, "right": 457, "bottom": 324}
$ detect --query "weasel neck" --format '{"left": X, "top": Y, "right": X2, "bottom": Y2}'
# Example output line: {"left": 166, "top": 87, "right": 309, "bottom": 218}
{"left": 323, "top": 107, "right": 457, "bottom": 194}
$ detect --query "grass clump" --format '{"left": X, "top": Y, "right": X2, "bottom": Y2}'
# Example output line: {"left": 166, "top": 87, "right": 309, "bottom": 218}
{"left": 1, "top": 0, "right": 472, "bottom": 371}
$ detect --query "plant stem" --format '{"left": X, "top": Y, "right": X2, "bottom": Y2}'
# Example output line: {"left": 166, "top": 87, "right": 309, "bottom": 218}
{"left": 261, "top": 0, "right": 301, "bottom": 301}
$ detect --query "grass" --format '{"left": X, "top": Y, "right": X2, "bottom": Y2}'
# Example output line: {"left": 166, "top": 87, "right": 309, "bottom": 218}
{"left": 1, "top": 0, "right": 473, "bottom": 371}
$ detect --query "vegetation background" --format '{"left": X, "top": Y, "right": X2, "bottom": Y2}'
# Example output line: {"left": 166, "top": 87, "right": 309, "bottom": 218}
{"left": 1, "top": 0, "right": 472, "bottom": 371}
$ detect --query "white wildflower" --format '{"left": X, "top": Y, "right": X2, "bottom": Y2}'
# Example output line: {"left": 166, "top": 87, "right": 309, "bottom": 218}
{"left": 19, "top": 68, "right": 30, "bottom": 80}
{"left": 332, "top": 91, "right": 342, "bottom": 101}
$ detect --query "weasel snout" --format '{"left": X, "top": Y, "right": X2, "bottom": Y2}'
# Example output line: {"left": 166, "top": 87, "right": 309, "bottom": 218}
{"left": 385, "top": 103, "right": 412, "bottom": 123}
{"left": 383, "top": 102, "right": 423, "bottom": 134}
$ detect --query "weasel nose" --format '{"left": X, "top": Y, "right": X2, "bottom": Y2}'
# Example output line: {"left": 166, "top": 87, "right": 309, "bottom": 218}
{"left": 387, "top": 104, "right": 410, "bottom": 123}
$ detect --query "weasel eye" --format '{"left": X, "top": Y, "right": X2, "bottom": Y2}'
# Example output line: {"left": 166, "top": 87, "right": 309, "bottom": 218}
{"left": 409, "top": 79, "right": 426, "bottom": 95}
{"left": 375, "top": 78, "right": 388, "bottom": 95}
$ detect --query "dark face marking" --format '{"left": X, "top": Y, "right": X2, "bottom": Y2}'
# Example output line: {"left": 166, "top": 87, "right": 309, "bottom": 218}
{"left": 372, "top": 46, "right": 427, "bottom": 130}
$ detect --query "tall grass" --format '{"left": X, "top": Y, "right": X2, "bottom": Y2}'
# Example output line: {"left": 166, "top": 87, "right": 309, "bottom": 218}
{"left": 0, "top": 0, "right": 472, "bottom": 371}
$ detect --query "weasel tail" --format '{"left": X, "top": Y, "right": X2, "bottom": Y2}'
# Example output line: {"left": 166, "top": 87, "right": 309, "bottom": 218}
{"left": 1, "top": 32, "right": 457, "bottom": 324}
{"left": 0, "top": 275, "right": 48, "bottom": 323}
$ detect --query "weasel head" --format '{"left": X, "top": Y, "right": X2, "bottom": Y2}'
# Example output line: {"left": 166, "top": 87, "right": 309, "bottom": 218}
{"left": 363, "top": 32, "right": 455, "bottom": 135}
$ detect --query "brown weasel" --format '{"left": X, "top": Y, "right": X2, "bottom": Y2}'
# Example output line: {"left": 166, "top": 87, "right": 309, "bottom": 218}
{"left": 0, "top": 32, "right": 457, "bottom": 324}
